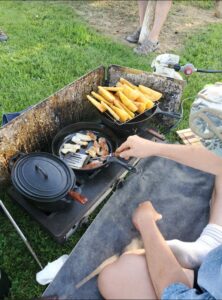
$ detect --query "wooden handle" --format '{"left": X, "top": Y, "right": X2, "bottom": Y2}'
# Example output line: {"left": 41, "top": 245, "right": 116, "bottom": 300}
{"left": 68, "top": 190, "right": 88, "bottom": 205}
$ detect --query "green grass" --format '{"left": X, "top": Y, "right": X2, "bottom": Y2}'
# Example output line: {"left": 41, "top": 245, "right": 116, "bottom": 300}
{"left": 178, "top": 0, "right": 214, "bottom": 9}
{"left": 0, "top": 1, "right": 222, "bottom": 299}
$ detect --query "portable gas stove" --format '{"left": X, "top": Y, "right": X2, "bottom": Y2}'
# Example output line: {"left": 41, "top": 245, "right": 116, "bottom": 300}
{"left": 7, "top": 130, "right": 164, "bottom": 243}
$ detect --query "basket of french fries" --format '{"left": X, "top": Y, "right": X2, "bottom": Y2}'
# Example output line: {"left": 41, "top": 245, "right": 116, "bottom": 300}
{"left": 86, "top": 78, "right": 162, "bottom": 125}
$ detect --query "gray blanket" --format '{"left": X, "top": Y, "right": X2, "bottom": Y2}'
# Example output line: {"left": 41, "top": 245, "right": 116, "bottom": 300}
{"left": 43, "top": 157, "right": 215, "bottom": 299}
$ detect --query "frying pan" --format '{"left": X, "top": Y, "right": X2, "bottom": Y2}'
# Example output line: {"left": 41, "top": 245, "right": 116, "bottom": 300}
{"left": 99, "top": 102, "right": 182, "bottom": 136}
{"left": 52, "top": 122, "right": 136, "bottom": 173}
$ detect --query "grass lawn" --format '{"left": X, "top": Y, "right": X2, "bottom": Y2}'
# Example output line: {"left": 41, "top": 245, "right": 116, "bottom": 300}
{"left": 0, "top": 1, "right": 222, "bottom": 299}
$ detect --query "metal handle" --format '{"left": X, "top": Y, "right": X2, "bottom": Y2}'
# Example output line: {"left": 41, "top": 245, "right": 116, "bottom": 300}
{"left": 35, "top": 164, "right": 48, "bottom": 179}
{"left": 108, "top": 157, "right": 137, "bottom": 173}
{"left": 154, "top": 106, "right": 182, "bottom": 119}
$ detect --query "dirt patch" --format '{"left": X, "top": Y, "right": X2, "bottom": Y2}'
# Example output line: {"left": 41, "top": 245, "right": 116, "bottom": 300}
{"left": 70, "top": 1, "right": 222, "bottom": 53}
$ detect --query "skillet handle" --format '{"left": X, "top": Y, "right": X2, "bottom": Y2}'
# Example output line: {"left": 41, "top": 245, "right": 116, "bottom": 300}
{"left": 109, "top": 157, "right": 137, "bottom": 173}
{"left": 68, "top": 190, "right": 88, "bottom": 205}
{"left": 154, "top": 107, "right": 181, "bottom": 119}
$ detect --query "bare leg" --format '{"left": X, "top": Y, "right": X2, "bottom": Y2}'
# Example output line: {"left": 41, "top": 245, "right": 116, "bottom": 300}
{"left": 98, "top": 252, "right": 194, "bottom": 300}
{"left": 148, "top": 0, "right": 172, "bottom": 42}
{"left": 138, "top": 0, "right": 149, "bottom": 26}
{"left": 168, "top": 175, "right": 222, "bottom": 269}
{"left": 209, "top": 175, "right": 222, "bottom": 225}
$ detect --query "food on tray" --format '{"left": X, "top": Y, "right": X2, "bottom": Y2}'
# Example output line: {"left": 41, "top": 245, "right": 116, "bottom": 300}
{"left": 60, "top": 131, "right": 110, "bottom": 170}
{"left": 103, "top": 86, "right": 124, "bottom": 92}
{"left": 98, "top": 86, "right": 115, "bottom": 103}
{"left": 86, "top": 78, "right": 162, "bottom": 123}
{"left": 60, "top": 144, "right": 81, "bottom": 154}
{"left": 71, "top": 136, "right": 88, "bottom": 146}
{"left": 98, "top": 137, "right": 109, "bottom": 157}
{"left": 86, "top": 95, "right": 106, "bottom": 113}
{"left": 91, "top": 92, "right": 110, "bottom": 105}
{"left": 120, "top": 77, "right": 137, "bottom": 89}
{"left": 138, "top": 85, "right": 162, "bottom": 101}
{"left": 111, "top": 105, "right": 129, "bottom": 122}
{"left": 87, "top": 131, "right": 97, "bottom": 141}
{"left": 101, "top": 102, "right": 120, "bottom": 121}
{"left": 75, "top": 133, "right": 92, "bottom": 141}
{"left": 122, "top": 85, "right": 140, "bottom": 101}
{"left": 117, "top": 91, "right": 138, "bottom": 112}
{"left": 86, "top": 146, "right": 97, "bottom": 158}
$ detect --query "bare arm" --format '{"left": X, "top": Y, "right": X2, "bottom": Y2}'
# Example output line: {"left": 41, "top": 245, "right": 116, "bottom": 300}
{"left": 116, "top": 135, "right": 222, "bottom": 176}
{"left": 133, "top": 202, "right": 191, "bottom": 298}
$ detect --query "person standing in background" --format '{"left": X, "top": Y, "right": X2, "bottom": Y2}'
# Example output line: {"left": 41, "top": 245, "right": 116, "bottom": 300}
{"left": 126, "top": 0, "right": 172, "bottom": 55}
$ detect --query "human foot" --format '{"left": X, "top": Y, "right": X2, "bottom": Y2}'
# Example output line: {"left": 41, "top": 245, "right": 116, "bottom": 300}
{"left": 126, "top": 28, "right": 141, "bottom": 44}
{"left": 134, "top": 39, "right": 159, "bottom": 55}
{"left": 0, "top": 30, "right": 8, "bottom": 42}
{"left": 167, "top": 224, "right": 222, "bottom": 269}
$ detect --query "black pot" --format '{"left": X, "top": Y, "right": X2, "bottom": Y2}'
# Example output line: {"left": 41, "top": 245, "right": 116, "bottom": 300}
{"left": 9, "top": 152, "right": 87, "bottom": 212}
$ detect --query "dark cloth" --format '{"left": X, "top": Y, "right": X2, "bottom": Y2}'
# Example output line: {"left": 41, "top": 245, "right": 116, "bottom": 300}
{"left": 43, "top": 156, "right": 215, "bottom": 300}
{"left": 2, "top": 107, "right": 32, "bottom": 126}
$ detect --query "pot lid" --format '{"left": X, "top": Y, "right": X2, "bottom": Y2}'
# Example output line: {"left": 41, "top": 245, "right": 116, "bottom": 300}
{"left": 11, "top": 153, "right": 74, "bottom": 201}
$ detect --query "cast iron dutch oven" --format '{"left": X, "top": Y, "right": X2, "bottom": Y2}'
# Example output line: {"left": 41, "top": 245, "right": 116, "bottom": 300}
{"left": 9, "top": 152, "right": 87, "bottom": 212}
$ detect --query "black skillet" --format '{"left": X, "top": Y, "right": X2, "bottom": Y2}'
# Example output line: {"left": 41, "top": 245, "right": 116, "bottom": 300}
{"left": 52, "top": 122, "right": 137, "bottom": 173}
{"left": 100, "top": 102, "right": 182, "bottom": 132}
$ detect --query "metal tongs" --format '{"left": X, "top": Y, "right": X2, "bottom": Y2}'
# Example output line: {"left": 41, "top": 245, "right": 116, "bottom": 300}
{"left": 92, "top": 153, "right": 137, "bottom": 173}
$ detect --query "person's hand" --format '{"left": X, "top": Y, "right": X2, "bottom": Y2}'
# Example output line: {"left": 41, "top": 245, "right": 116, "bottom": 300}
{"left": 116, "top": 135, "right": 157, "bottom": 159}
{"left": 132, "top": 201, "right": 162, "bottom": 232}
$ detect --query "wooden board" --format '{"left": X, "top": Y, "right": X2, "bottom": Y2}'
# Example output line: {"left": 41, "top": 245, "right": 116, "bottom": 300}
{"left": 176, "top": 128, "right": 202, "bottom": 146}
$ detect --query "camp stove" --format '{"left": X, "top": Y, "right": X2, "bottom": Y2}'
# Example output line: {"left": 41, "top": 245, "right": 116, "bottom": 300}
{"left": 8, "top": 161, "right": 135, "bottom": 244}
{"left": 8, "top": 130, "right": 163, "bottom": 243}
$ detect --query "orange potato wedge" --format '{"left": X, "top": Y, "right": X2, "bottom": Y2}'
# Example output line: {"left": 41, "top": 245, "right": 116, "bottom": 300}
{"left": 114, "top": 99, "right": 133, "bottom": 119}
{"left": 122, "top": 85, "right": 140, "bottom": 101}
{"left": 138, "top": 85, "right": 162, "bottom": 101}
{"left": 120, "top": 78, "right": 137, "bottom": 90}
{"left": 117, "top": 91, "right": 138, "bottom": 113}
{"left": 111, "top": 105, "right": 129, "bottom": 122}
{"left": 101, "top": 101, "right": 120, "bottom": 121}
{"left": 87, "top": 95, "right": 106, "bottom": 113}
{"left": 134, "top": 102, "right": 146, "bottom": 113}
{"left": 98, "top": 86, "right": 115, "bottom": 103}
{"left": 91, "top": 91, "right": 110, "bottom": 105}
{"left": 103, "top": 86, "right": 124, "bottom": 92}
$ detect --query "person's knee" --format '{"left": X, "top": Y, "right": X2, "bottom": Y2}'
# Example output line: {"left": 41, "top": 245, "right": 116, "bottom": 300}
{"left": 98, "top": 263, "right": 117, "bottom": 298}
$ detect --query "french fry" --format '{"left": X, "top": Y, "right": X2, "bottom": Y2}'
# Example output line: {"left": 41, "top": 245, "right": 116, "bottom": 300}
{"left": 101, "top": 101, "right": 120, "bottom": 121}
{"left": 111, "top": 105, "right": 129, "bottom": 122}
{"left": 116, "top": 81, "right": 124, "bottom": 87}
{"left": 138, "top": 85, "right": 162, "bottom": 101}
{"left": 103, "top": 86, "right": 124, "bottom": 92}
{"left": 91, "top": 91, "right": 110, "bottom": 105}
{"left": 145, "top": 99, "right": 154, "bottom": 110}
{"left": 134, "top": 102, "right": 146, "bottom": 113}
{"left": 120, "top": 78, "right": 137, "bottom": 90}
{"left": 114, "top": 99, "right": 133, "bottom": 119}
{"left": 98, "top": 86, "right": 115, "bottom": 103}
{"left": 87, "top": 95, "right": 106, "bottom": 113}
{"left": 117, "top": 91, "right": 138, "bottom": 113}
{"left": 136, "top": 91, "right": 155, "bottom": 109}
{"left": 122, "top": 85, "right": 140, "bottom": 101}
